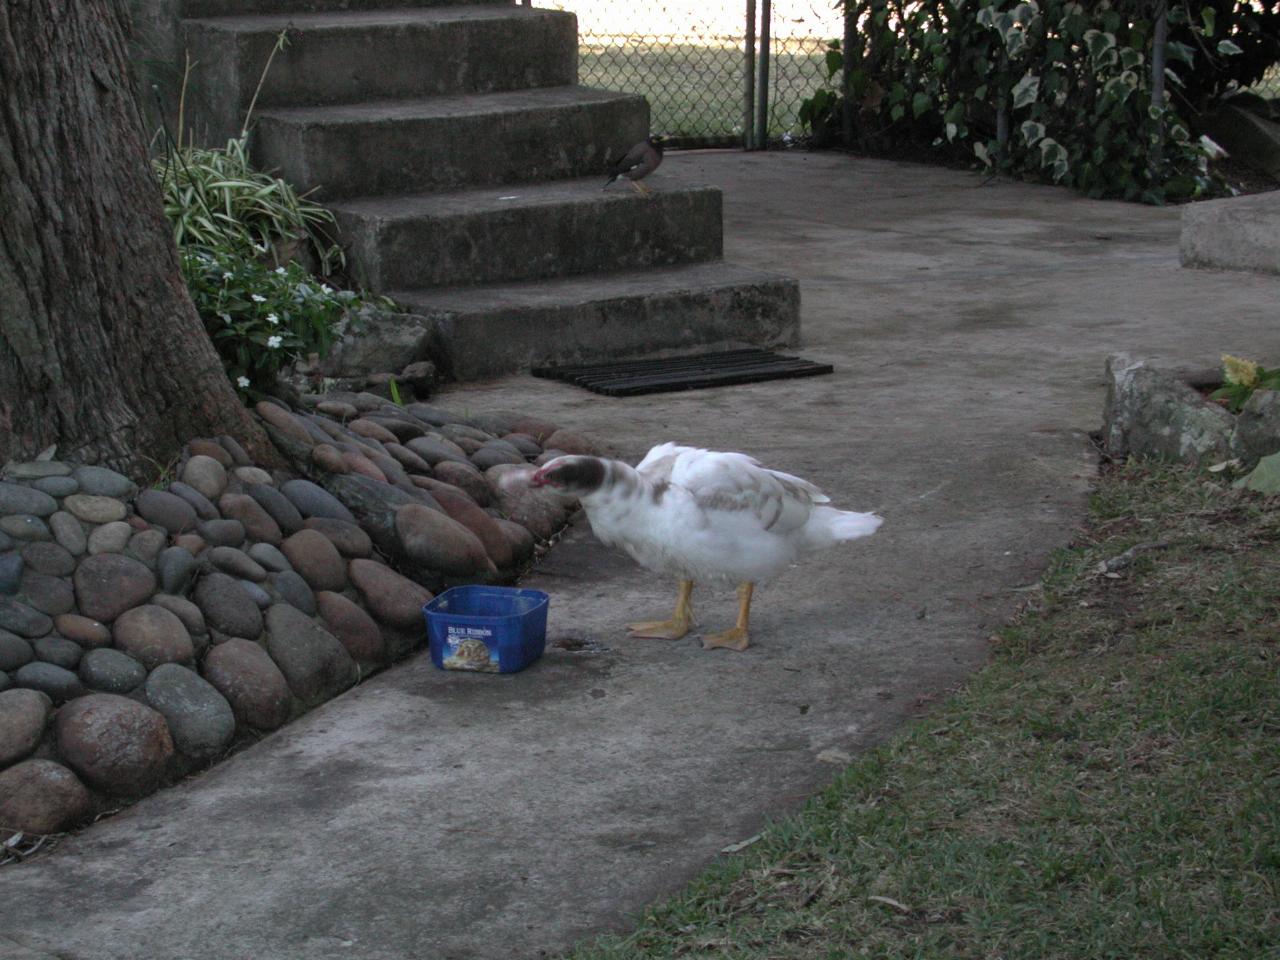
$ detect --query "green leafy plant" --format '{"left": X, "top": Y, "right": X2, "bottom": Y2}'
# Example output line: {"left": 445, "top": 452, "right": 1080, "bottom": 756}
{"left": 836, "top": 0, "right": 1269, "bottom": 202}
{"left": 798, "top": 40, "right": 845, "bottom": 135}
{"left": 179, "top": 244, "right": 362, "bottom": 398}
{"left": 1210, "top": 354, "right": 1280, "bottom": 412}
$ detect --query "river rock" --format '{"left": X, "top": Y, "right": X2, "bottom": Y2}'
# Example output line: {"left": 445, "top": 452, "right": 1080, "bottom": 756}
{"left": 248, "top": 484, "right": 305, "bottom": 535}
{"left": 55, "top": 693, "right": 174, "bottom": 797}
{"left": 87, "top": 520, "right": 133, "bottom": 555}
{"left": 429, "top": 487, "right": 514, "bottom": 570}
{"left": 0, "top": 599, "right": 53, "bottom": 638}
{"left": 79, "top": 648, "right": 147, "bottom": 694}
{"left": 113, "top": 604, "right": 194, "bottom": 670}
{"left": 0, "top": 514, "right": 52, "bottom": 541}
{"left": 0, "top": 688, "right": 51, "bottom": 767}
{"left": 4, "top": 460, "right": 71, "bottom": 480}
{"left": 54, "top": 613, "right": 112, "bottom": 650}
{"left": 470, "top": 445, "right": 525, "bottom": 470}
{"left": 431, "top": 461, "right": 491, "bottom": 506}
{"left": 207, "top": 546, "right": 267, "bottom": 582}
{"left": 264, "top": 604, "right": 358, "bottom": 707}
{"left": 218, "top": 435, "right": 252, "bottom": 467}
{"left": 180, "top": 455, "right": 228, "bottom": 501}
{"left": 238, "top": 579, "right": 272, "bottom": 608}
{"left": 543, "top": 429, "right": 601, "bottom": 456}
{"left": 158, "top": 546, "right": 199, "bottom": 595}
{"left": 13, "top": 661, "right": 83, "bottom": 703}
{"left": 256, "top": 401, "right": 315, "bottom": 446}
{"left": 168, "top": 481, "right": 220, "bottom": 522}
{"left": 127, "top": 529, "right": 167, "bottom": 568}
{"left": 271, "top": 570, "right": 316, "bottom": 615}
{"left": 74, "top": 553, "right": 157, "bottom": 622}
{"left": 135, "top": 488, "right": 198, "bottom": 534}
{"left": 21, "top": 542, "right": 75, "bottom": 577}
{"left": 0, "top": 552, "right": 21, "bottom": 594}
{"left": 193, "top": 573, "right": 263, "bottom": 639}
{"left": 395, "top": 503, "right": 494, "bottom": 577}
{"left": 406, "top": 435, "right": 472, "bottom": 467}
{"left": 247, "top": 543, "right": 291, "bottom": 573}
{"left": 49, "top": 511, "right": 87, "bottom": 555}
{"left": 501, "top": 433, "right": 544, "bottom": 457}
{"left": 493, "top": 518, "right": 536, "bottom": 567}
{"left": 33, "top": 475, "right": 79, "bottom": 498}
{"left": 348, "top": 558, "right": 433, "bottom": 631}
{"left": 383, "top": 442, "right": 433, "bottom": 476}
{"left": 18, "top": 571, "right": 75, "bottom": 616}
{"left": 63, "top": 494, "right": 127, "bottom": 524}
{"left": 187, "top": 438, "right": 233, "bottom": 468}
{"left": 280, "top": 529, "right": 348, "bottom": 592}
{"left": 150, "top": 594, "right": 207, "bottom": 643}
{"left": 144, "top": 664, "right": 236, "bottom": 760}
{"left": 0, "top": 631, "right": 34, "bottom": 671}
{"left": 33, "top": 636, "right": 82, "bottom": 670}
{"left": 0, "top": 482, "right": 57, "bottom": 517}
{"left": 341, "top": 449, "right": 387, "bottom": 482}
{"left": 280, "top": 479, "right": 355, "bottom": 523}
{"left": 73, "top": 465, "right": 137, "bottom": 499}
{"left": 315, "top": 591, "right": 384, "bottom": 664}
{"left": 0, "top": 760, "right": 92, "bottom": 835}
{"left": 197, "top": 518, "right": 246, "bottom": 549}
{"left": 218, "top": 493, "right": 282, "bottom": 545}
{"left": 201, "top": 638, "right": 291, "bottom": 730}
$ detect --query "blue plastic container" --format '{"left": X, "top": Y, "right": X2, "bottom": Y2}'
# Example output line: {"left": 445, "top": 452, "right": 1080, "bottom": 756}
{"left": 423, "top": 586, "right": 550, "bottom": 674}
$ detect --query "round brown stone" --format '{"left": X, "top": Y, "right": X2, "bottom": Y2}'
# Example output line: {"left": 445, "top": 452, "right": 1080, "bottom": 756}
{"left": 201, "top": 638, "right": 291, "bottom": 731}
{"left": 180, "top": 454, "right": 228, "bottom": 501}
{"left": 280, "top": 529, "right": 347, "bottom": 591}
{"left": 112, "top": 604, "right": 195, "bottom": 670}
{"left": 542, "top": 429, "right": 601, "bottom": 456}
{"left": 218, "top": 493, "right": 283, "bottom": 546}
{"left": 348, "top": 418, "right": 398, "bottom": 445}
{"left": 53, "top": 613, "right": 112, "bottom": 649}
{"left": 310, "top": 444, "right": 349, "bottom": 475}
{"left": 315, "top": 591, "right": 385, "bottom": 664}
{"left": 431, "top": 461, "right": 492, "bottom": 506}
{"left": 341, "top": 450, "right": 387, "bottom": 482}
{"left": 302, "top": 518, "right": 372, "bottom": 559}
{"left": 0, "top": 760, "right": 92, "bottom": 834}
{"left": 55, "top": 693, "right": 174, "bottom": 797}
{"left": 395, "top": 504, "right": 494, "bottom": 577}
{"left": 431, "top": 486, "right": 515, "bottom": 570}
{"left": 255, "top": 401, "right": 315, "bottom": 447}
{"left": 348, "top": 559, "right": 433, "bottom": 631}
{"left": 73, "top": 553, "right": 157, "bottom": 623}
{"left": 0, "top": 687, "right": 52, "bottom": 767}
{"left": 63, "top": 494, "right": 128, "bottom": 524}
{"left": 187, "top": 439, "right": 234, "bottom": 468}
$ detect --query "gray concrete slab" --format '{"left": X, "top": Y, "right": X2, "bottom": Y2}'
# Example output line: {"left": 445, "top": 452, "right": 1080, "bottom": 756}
{"left": 3, "top": 152, "right": 1278, "bottom": 960}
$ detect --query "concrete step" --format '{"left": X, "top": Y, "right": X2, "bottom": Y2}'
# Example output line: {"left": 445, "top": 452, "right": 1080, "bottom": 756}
{"left": 332, "top": 178, "right": 723, "bottom": 289}
{"left": 253, "top": 86, "right": 649, "bottom": 200}
{"left": 182, "top": 0, "right": 505, "bottom": 16}
{"left": 183, "top": 6, "right": 577, "bottom": 142}
{"left": 389, "top": 262, "right": 801, "bottom": 381}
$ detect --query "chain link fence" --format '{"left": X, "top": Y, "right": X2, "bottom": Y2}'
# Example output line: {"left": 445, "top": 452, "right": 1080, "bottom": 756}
{"left": 537, "top": 0, "right": 844, "bottom": 146}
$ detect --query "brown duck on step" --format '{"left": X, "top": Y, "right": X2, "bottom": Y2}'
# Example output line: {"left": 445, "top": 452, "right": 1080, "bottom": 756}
{"left": 604, "top": 135, "right": 666, "bottom": 196}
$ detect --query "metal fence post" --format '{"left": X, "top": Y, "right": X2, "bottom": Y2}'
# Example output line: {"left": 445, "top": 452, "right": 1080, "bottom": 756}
{"left": 841, "top": 0, "right": 856, "bottom": 149}
{"left": 755, "top": 0, "right": 772, "bottom": 148}
{"left": 745, "top": 0, "right": 757, "bottom": 150}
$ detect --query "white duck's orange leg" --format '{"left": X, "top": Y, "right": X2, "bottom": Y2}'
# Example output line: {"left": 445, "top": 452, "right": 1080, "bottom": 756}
{"left": 702, "top": 582, "right": 753, "bottom": 652}
{"left": 628, "top": 579, "right": 693, "bottom": 640}
{"left": 629, "top": 179, "right": 651, "bottom": 196}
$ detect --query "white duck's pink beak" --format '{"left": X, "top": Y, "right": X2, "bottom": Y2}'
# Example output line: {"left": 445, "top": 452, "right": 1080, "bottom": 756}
{"left": 529, "top": 466, "right": 551, "bottom": 488}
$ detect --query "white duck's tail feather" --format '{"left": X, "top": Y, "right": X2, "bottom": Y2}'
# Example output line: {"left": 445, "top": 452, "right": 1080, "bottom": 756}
{"left": 802, "top": 506, "right": 883, "bottom": 550}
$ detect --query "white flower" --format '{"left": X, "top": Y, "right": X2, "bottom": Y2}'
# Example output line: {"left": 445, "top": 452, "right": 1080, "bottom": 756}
{"left": 251, "top": 293, "right": 266, "bottom": 303}
{"left": 266, "top": 313, "right": 279, "bottom": 325}
{"left": 275, "top": 266, "right": 287, "bottom": 275}
{"left": 222, "top": 272, "right": 234, "bottom": 280}
{"left": 236, "top": 376, "right": 250, "bottom": 388}
{"left": 218, "top": 312, "right": 232, "bottom": 323}
{"left": 267, "top": 335, "right": 282, "bottom": 349}
{"left": 320, "top": 284, "right": 333, "bottom": 294}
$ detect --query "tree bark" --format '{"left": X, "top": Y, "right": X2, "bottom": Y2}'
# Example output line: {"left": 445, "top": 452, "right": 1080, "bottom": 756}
{"left": 0, "top": 0, "right": 270, "bottom": 479}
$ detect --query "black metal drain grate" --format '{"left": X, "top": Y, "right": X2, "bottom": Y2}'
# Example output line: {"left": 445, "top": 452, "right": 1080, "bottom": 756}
{"left": 531, "top": 349, "right": 833, "bottom": 397}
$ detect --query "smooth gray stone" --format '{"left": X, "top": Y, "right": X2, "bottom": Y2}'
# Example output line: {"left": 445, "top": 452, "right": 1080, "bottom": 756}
{"left": 72, "top": 465, "right": 138, "bottom": 498}
{"left": 0, "top": 482, "right": 58, "bottom": 517}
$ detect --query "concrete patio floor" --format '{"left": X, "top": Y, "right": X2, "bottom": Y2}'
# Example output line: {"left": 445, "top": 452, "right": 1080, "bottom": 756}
{"left": 2, "top": 151, "right": 1277, "bottom": 960}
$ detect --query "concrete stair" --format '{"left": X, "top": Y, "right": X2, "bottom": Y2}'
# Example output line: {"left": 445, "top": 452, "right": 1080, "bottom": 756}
{"left": 177, "top": 0, "right": 800, "bottom": 379}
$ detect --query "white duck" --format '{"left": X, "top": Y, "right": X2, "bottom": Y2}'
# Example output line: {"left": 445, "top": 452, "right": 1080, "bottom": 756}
{"left": 529, "top": 443, "right": 882, "bottom": 651}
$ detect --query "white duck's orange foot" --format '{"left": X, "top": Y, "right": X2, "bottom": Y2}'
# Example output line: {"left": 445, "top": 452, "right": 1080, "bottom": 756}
{"left": 702, "top": 626, "right": 750, "bottom": 652}
{"left": 626, "top": 618, "right": 691, "bottom": 640}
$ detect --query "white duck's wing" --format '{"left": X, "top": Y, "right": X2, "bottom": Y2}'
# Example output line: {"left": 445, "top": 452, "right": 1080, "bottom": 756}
{"left": 660, "top": 446, "right": 827, "bottom": 534}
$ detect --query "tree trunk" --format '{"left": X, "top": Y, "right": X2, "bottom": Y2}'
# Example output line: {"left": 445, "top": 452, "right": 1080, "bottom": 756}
{"left": 0, "top": 0, "right": 270, "bottom": 479}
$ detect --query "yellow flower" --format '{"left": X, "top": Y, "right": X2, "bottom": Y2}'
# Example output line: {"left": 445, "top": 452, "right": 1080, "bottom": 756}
{"left": 1222, "top": 354, "right": 1260, "bottom": 388}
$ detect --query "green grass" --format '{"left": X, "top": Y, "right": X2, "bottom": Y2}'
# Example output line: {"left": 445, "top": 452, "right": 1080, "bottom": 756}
{"left": 579, "top": 38, "right": 830, "bottom": 142}
{"left": 563, "top": 459, "right": 1280, "bottom": 959}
